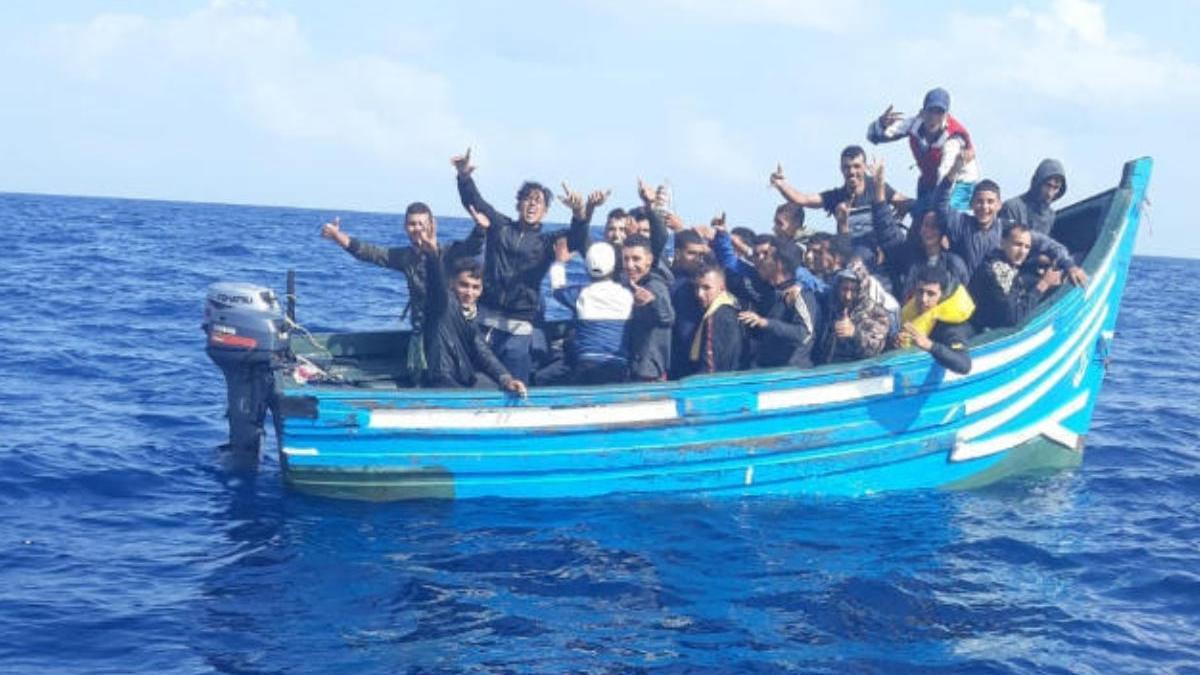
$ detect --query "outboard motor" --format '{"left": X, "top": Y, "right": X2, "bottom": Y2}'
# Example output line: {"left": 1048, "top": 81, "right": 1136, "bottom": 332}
{"left": 203, "top": 282, "right": 289, "bottom": 454}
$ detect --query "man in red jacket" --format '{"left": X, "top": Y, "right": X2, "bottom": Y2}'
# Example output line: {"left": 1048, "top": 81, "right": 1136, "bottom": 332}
{"left": 867, "top": 87, "right": 980, "bottom": 214}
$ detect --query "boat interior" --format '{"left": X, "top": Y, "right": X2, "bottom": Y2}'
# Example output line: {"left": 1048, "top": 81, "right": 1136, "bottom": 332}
{"left": 286, "top": 164, "right": 1135, "bottom": 393}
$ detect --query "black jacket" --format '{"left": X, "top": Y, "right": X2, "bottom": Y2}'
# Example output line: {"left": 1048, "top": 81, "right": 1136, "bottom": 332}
{"left": 967, "top": 249, "right": 1046, "bottom": 331}
{"left": 686, "top": 304, "right": 744, "bottom": 376}
{"left": 927, "top": 320, "right": 974, "bottom": 374}
{"left": 726, "top": 271, "right": 818, "bottom": 370}
{"left": 627, "top": 270, "right": 675, "bottom": 380}
{"left": 422, "top": 251, "right": 511, "bottom": 388}
{"left": 457, "top": 175, "right": 576, "bottom": 322}
{"left": 346, "top": 234, "right": 482, "bottom": 331}
{"left": 669, "top": 277, "right": 703, "bottom": 379}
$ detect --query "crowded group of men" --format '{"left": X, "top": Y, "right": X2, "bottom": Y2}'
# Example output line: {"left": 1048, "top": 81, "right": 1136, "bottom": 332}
{"left": 320, "top": 87, "right": 1085, "bottom": 394}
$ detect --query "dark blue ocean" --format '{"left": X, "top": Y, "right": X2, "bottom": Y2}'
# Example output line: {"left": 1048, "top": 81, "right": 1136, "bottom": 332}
{"left": 1, "top": 192, "right": 1197, "bottom": 674}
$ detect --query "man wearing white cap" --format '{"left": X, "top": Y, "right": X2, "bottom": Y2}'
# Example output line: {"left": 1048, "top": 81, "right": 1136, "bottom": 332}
{"left": 549, "top": 241, "right": 635, "bottom": 385}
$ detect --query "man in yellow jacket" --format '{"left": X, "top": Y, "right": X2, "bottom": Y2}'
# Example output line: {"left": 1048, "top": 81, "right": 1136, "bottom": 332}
{"left": 897, "top": 266, "right": 976, "bottom": 374}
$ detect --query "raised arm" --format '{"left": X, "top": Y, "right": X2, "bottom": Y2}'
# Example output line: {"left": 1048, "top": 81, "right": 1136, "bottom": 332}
{"left": 1031, "top": 231, "right": 1086, "bottom": 289}
{"left": 322, "top": 216, "right": 407, "bottom": 270}
{"left": 561, "top": 182, "right": 609, "bottom": 253}
{"left": 866, "top": 105, "right": 911, "bottom": 144}
{"left": 769, "top": 163, "right": 824, "bottom": 208}
{"left": 636, "top": 179, "right": 671, "bottom": 262}
{"left": 444, "top": 206, "right": 489, "bottom": 264}
{"left": 709, "top": 219, "right": 755, "bottom": 279}
{"left": 418, "top": 233, "right": 449, "bottom": 321}
{"left": 869, "top": 159, "right": 907, "bottom": 249}
{"left": 452, "top": 148, "right": 508, "bottom": 238}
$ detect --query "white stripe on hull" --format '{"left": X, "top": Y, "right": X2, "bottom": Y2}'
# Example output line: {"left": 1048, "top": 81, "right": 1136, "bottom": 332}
{"left": 957, "top": 300, "right": 1107, "bottom": 443}
{"left": 964, "top": 273, "right": 1113, "bottom": 416}
{"left": 757, "top": 375, "right": 894, "bottom": 412}
{"left": 952, "top": 390, "right": 1089, "bottom": 461}
{"left": 368, "top": 399, "right": 679, "bottom": 430}
{"left": 946, "top": 325, "right": 1055, "bottom": 381}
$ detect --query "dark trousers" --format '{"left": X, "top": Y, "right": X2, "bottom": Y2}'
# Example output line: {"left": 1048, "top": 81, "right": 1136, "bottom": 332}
{"left": 486, "top": 328, "right": 533, "bottom": 383}
{"left": 574, "top": 360, "right": 628, "bottom": 386}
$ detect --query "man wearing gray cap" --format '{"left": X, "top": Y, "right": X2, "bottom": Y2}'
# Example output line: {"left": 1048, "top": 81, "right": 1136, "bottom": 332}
{"left": 867, "top": 87, "right": 980, "bottom": 213}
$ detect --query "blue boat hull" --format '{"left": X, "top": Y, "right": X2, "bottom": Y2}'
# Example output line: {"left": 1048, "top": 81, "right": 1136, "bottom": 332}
{"left": 277, "top": 158, "right": 1152, "bottom": 500}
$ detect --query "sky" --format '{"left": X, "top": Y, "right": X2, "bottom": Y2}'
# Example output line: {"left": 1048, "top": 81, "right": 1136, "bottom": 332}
{"left": 0, "top": 0, "right": 1196, "bottom": 258}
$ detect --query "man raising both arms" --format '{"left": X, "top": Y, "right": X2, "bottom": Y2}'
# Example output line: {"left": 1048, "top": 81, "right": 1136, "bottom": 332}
{"left": 451, "top": 148, "right": 583, "bottom": 382}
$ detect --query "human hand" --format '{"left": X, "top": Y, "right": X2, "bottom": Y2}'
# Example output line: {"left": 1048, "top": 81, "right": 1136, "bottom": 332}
{"left": 665, "top": 212, "right": 686, "bottom": 233}
{"left": 636, "top": 177, "right": 657, "bottom": 206}
{"left": 558, "top": 181, "right": 585, "bottom": 216}
{"left": 869, "top": 155, "right": 885, "bottom": 182}
{"left": 769, "top": 162, "right": 787, "bottom": 189}
{"left": 1037, "top": 266, "right": 1064, "bottom": 293}
{"left": 1068, "top": 266, "right": 1089, "bottom": 287}
{"left": 738, "top": 311, "right": 767, "bottom": 329}
{"left": 834, "top": 309, "right": 855, "bottom": 338}
{"left": 710, "top": 211, "right": 727, "bottom": 232}
{"left": 450, "top": 147, "right": 475, "bottom": 177}
{"left": 901, "top": 322, "right": 932, "bottom": 351}
{"left": 782, "top": 285, "right": 802, "bottom": 309}
{"left": 693, "top": 224, "right": 716, "bottom": 242}
{"left": 320, "top": 216, "right": 341, "bottom": 240}
{"left": 587, "top": 189, "right": 611, "bottom": 211}
{"left": 834, "top": 202, "right": 850, "bottom": 234}
{"left": 632, "top": 283, "right": 655, "bottom": 307}
{"left": 320, "top": 216, "right": 350, "bottom": 248}
{"left": 503, "top": 377, "right": 528, "bottom": 398}
{"left": 878, "top": 104, "right": 903, "bottom": 128}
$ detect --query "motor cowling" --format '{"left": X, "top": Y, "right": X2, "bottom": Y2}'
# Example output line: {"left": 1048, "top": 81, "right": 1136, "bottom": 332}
{"left": 203, "top": 282, "right": 289, "bottom": 454}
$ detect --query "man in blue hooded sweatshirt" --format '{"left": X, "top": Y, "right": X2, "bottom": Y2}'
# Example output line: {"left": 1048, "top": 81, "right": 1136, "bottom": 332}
{"left": 1000, "top": 159, "right": 1067, "bottom": 236}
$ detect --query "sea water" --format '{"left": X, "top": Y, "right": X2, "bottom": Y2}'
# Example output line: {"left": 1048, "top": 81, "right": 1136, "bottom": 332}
{"left": 1, "top": 193, "right": 1197, "bottom": 673}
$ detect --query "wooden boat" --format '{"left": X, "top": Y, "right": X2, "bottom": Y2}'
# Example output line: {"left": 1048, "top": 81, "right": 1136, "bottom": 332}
{"left": 272, "top": 157, "right": 1152, "bottom": 500}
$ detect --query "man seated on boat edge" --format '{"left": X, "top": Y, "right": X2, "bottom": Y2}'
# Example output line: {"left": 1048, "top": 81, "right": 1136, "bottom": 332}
{"left": 685, "top": 264, "right": 744, "bottom": 376}
{"left": 452, "top": 148, "right": 585, "bottom": 384}
{"left": 319, "top": 202, "right": 483, "bottom": 386}
{"left": 968, "top": 222, "right": 1066, "bottom": 331}
{"left": 708, "top": 221, "right": 819, "bottom": 370}
{"left": 896, "top": 266, "right": 975, "bottom": 375}
{"left": 548, "top": 240, "right": 635, "bottom": 385}
{"left": 622, "top": 234, "right": 675, "bottom": 382}
{"left": 413, "top": 221, "right": 528, "bottom": 396}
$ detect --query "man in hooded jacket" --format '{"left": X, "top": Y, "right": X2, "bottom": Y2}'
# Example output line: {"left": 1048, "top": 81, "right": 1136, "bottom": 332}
{"left": 999, "top": 159, "right": 1068, "bottom": 236}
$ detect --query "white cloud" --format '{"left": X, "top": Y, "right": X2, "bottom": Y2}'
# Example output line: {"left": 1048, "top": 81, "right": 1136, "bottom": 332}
{"left": 593, "top": 0, "right": 878, "bottom": 34}
{"left": 43, "top": 0, "right": 469, "bottom": 163}
{"left": 916, "top": 0, "right": 1200, "bottom": 106}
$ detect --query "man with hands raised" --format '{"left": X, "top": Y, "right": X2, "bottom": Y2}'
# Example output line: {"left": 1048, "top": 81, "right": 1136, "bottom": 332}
{"left": 320, "top": 201, "right": 483, "bottom": 384}
{"left": 451, "top": 147, "right": 585, "bottom": 382}
{"left": 411, "top": 215, "right": 528, "bottom": 396}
